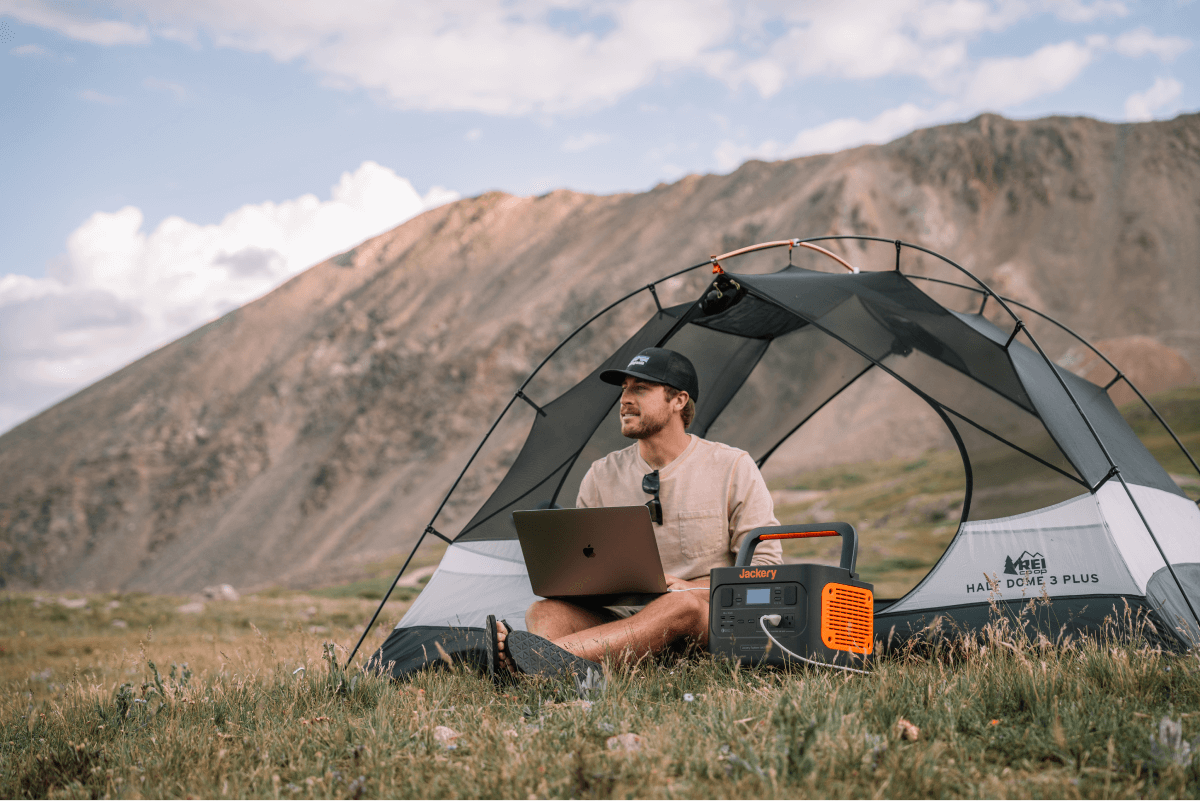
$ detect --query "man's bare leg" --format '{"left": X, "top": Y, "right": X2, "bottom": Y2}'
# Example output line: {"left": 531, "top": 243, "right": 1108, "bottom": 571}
{"left": 528, "top": 591, "right": 709, "bottom": 665}
{"left": 495, "top": 600, "right": 610, "bottom": 672}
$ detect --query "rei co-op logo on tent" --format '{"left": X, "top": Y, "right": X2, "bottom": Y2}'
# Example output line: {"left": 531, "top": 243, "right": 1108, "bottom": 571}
{"left": 1004, "top": 551, "right": 1046, "bottom": 577}
{"left": 965, "top": 549, "right": 1100, "bottom": 594}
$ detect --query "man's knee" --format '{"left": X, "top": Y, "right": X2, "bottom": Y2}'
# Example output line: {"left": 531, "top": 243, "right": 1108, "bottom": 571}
{"left": 525, "top": 598, "right": 557, "bottom": 635}
{"left": 526, "top": 597, "right": 595, "bottom": 638}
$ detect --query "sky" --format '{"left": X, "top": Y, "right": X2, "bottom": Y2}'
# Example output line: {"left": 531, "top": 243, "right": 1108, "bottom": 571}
{"left": 0, "top": 0, "right": 1197, "bottom": 435}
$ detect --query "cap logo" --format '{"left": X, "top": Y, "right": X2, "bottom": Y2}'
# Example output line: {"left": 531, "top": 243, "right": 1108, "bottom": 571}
{"left": 628, "top": 355, "right": 649, "bottom": 367}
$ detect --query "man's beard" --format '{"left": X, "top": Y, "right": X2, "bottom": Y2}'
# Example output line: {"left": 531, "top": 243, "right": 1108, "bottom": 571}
{"left": 620, "top": 408, "right": 667, "bottom": 439}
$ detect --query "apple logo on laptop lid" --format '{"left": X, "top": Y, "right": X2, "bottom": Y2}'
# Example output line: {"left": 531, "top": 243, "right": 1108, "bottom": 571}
{"left": 583, "top": 544, "right": 595, "bottom": 558}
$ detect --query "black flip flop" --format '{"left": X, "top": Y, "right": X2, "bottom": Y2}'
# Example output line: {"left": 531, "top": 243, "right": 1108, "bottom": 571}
{"left": 485, "top": 614, "right": 500, "bottom": 685}
{"left": 506, "top": 630, "right": 601, "bottom": 681}
{"left": 486, "top": 616, "right": 518, "bottom": 686}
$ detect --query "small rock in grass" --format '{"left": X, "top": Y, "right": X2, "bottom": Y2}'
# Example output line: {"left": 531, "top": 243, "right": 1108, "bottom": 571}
{"left": 201, "top": 584, "right": 240, "bottom": 602}
{"left": 176, "top": 601, "right": 205, "bottom": 614}
{"left": 606, "top": 733, "right": 645, "bottom": 752}
{"left": 58, "top": 597, "right": 88, "bottom": 609}
{"left": 896, "top": 718, "right": 920, "bottom": 741}
{"left": 433, "top": 725, "right": 459, "bottom": 749}
{"left": 111, "top": 619, "right": 128, "bottom": 628}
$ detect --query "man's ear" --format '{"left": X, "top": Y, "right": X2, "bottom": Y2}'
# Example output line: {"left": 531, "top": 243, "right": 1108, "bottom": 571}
{"left": 673, "top": 391, "right": 689, "bottom": 411}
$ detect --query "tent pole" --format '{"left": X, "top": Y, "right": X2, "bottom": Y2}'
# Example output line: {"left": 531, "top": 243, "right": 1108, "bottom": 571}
{"left": 756, "top": 363, "right": 875, "bottom": 468}
{"left": 905, "top": 273, "right": 1200, "bottom": 488}
{"left": 1019, "top": 326, "right": 1200, "bottom": 635}
{"left": 798, "top": 235, "right": 1025, "bottom": 325}
{"left": 345, "top": 528, "right": 429, "bottom": 669}
{"left": 344, "top": 265, "right": 712, "bottom": 668}
{"left": 424, "top": 274, "right": 701, "bottom": 535}
{"left": 1115, "top": 471, "right": 1200, "bottom": 644}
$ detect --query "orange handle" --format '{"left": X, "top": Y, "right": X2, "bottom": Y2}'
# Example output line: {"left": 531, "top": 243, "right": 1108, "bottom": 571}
{"left": 759, "top": 530, "right": 840, "bottom": 540}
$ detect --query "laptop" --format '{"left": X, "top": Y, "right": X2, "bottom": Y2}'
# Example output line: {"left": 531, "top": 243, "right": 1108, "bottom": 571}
{"left": 512, "top": 506, "right": 669, "bottom": 601}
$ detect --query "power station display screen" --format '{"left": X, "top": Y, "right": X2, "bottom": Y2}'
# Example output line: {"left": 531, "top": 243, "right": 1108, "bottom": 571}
{"left": 745, "top": 588, "right": 771, "bottom": 605}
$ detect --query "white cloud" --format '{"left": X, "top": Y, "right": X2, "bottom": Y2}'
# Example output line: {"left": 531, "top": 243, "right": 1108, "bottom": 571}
{"left": 715, "top": 101, "right": 959, "bottom": 170}
{"left": 1124, "top": 76, "right": 1183, "bottom": 121}
{"left": 464, "top": 128, "right": 483, "bottom": 142}
{"left": 143, "top": 76, "right": 188, "bottom": 101}
{"left": 10, "top": 42, "right": 49, "bottom": 56}
{"left": 713, "top": 0, "right": 1040, "bottom": 98}
{"left": 964, "top": 40, "right": 1094, "bottom": 108}
{"left": 562, "top": 132, "right": 611, "bottom": 153}
{"left": 90, "top": 0, "right": 734, "bottom": 115}
{"left": 1050, "top": 0, "right": 1127, "bottom": 23}
{"left": 0, "top": 162, "right": 458, "bottom": 433}
{"left": 4, "top": 0, "right": 1166, "bottom": 119}
{"left": 78, "top": 89, "right": 124, "bottom": 105}
{"left": 0, "top": 0, "right": 148, "bottom": 45}
{"left": 1113, "top": 26, "right": 1191, "bottom": 61}
{"left": 716, "top": 29, "right": 1113, "bottom": 173}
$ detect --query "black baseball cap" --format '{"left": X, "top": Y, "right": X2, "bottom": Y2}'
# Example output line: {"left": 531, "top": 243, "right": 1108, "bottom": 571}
{"left": 600, "top": 347, "right": 700, "bottom": 402}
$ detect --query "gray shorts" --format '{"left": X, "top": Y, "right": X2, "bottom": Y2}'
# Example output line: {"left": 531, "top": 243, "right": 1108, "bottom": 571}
{"left": 581, "top": 602, "right": 646, "bottom": 621}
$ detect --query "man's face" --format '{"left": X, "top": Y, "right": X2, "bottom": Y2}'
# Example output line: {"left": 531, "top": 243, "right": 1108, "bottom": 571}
{"left": 619, "top": 377, "right": 675, "bottom": 439}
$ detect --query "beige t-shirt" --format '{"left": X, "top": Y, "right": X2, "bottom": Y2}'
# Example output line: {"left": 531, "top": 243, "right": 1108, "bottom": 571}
{"left": 576, "top": 434, "right": 783, "bottom": 580}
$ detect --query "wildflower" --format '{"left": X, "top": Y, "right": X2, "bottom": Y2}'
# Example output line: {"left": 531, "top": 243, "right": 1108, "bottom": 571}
{"left": 606, "top": 733, "right": 645, "bottom": 752}
{"left": 1149, "top": 716, "right": 1197, "bottom": 769}
{"left": 989, "top": 719, "right": 1000, "bottom": 726}
{"left": 683, "top": 693, "right": 695, "bottom": 702}
{"left": 896, "top": 718, "right": 920, "bottom": 741}
{"left": 433, "top": 726, "right": 459, "bottom": 749}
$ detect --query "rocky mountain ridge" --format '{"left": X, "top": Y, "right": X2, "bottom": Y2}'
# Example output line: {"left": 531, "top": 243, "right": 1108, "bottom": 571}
{"left": 2, "top": 111, "right": 1198, "bottom": 592}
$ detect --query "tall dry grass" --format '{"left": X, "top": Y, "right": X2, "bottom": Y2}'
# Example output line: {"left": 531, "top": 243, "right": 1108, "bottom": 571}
{"left": 3, "top": 590, "right": 1200, "bottom": 798}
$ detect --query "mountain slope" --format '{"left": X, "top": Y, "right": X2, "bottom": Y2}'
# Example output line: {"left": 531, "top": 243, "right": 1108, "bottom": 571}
{"left": 2, "top": 111, "right": 1198, "bottom": 592}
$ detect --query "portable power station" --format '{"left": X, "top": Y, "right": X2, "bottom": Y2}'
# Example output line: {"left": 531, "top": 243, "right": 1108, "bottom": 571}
{"left": 708, "top": 523, "right": 874, "bottom": 669}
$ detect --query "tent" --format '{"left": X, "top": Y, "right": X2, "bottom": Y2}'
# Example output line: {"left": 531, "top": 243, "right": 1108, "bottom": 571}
{"left": 352, "top": 237, "right": 1200, "bottom": 676}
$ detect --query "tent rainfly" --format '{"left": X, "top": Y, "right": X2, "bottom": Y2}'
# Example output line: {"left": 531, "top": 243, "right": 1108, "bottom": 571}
{"left": 348, "top": 237, "right": 1200, "bottom": 677}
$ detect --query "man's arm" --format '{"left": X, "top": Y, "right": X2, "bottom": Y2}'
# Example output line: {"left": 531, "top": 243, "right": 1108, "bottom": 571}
{"left": 576, "top": 466, "right": 599, "bottom": 508}
{"left": 727, "top": 454, "right": 783, "bottom": 566}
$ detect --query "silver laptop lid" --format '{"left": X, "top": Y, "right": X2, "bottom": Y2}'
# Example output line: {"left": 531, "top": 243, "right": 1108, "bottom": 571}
{"left": 512, "top": 506, "right": 668, "bottom": 598}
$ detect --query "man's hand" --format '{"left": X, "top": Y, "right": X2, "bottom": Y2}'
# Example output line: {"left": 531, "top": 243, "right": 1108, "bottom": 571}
{"left": 665, "top": 574, "right": 710, "bottom": 594}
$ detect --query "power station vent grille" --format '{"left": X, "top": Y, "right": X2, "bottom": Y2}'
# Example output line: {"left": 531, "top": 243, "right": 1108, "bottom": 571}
{"left": 821, "top": 583, "right": 874, "bottom": 654}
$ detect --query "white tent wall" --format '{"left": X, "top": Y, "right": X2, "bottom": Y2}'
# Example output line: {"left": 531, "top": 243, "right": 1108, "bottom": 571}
{"left": 884, "top": 491, "right": 1140, "bottom": 615}
{"left": 399, "top": 540, "right": 536, "bottom": 631}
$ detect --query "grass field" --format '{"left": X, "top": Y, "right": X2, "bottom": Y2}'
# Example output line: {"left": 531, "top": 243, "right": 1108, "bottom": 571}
{"left": 4, "top": 591, "right": 1200, "bottom": 798}
{"left": 3, "top": 388, "right": 1199, "bottom": 798}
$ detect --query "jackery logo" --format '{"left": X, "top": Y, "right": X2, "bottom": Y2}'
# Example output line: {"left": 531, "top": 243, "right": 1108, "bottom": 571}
{"left": 628, "top": 355, "right": 649, "bottom": 368}
{"left": 1004, "top": 550, "right": 1047, "bottom": 576}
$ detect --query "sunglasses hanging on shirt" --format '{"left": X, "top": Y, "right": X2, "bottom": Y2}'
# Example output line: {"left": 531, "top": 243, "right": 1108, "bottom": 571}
{"left": 642, "top": 469, "right": 663, "bottom": 525}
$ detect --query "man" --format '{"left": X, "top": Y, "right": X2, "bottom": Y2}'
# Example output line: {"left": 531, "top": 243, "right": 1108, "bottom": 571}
{"left": 492, "top": 347, "right": 782, "bottom": 679}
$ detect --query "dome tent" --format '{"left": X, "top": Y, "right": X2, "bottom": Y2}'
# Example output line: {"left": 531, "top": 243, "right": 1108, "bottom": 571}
{"left": 349, "top": 237, "right": 1200, "bottom": 677}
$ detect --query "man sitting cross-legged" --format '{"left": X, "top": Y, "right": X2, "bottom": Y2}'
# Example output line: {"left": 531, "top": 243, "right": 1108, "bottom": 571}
{"left": 489, "top": 347, "right": 782, "bottom": 679}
